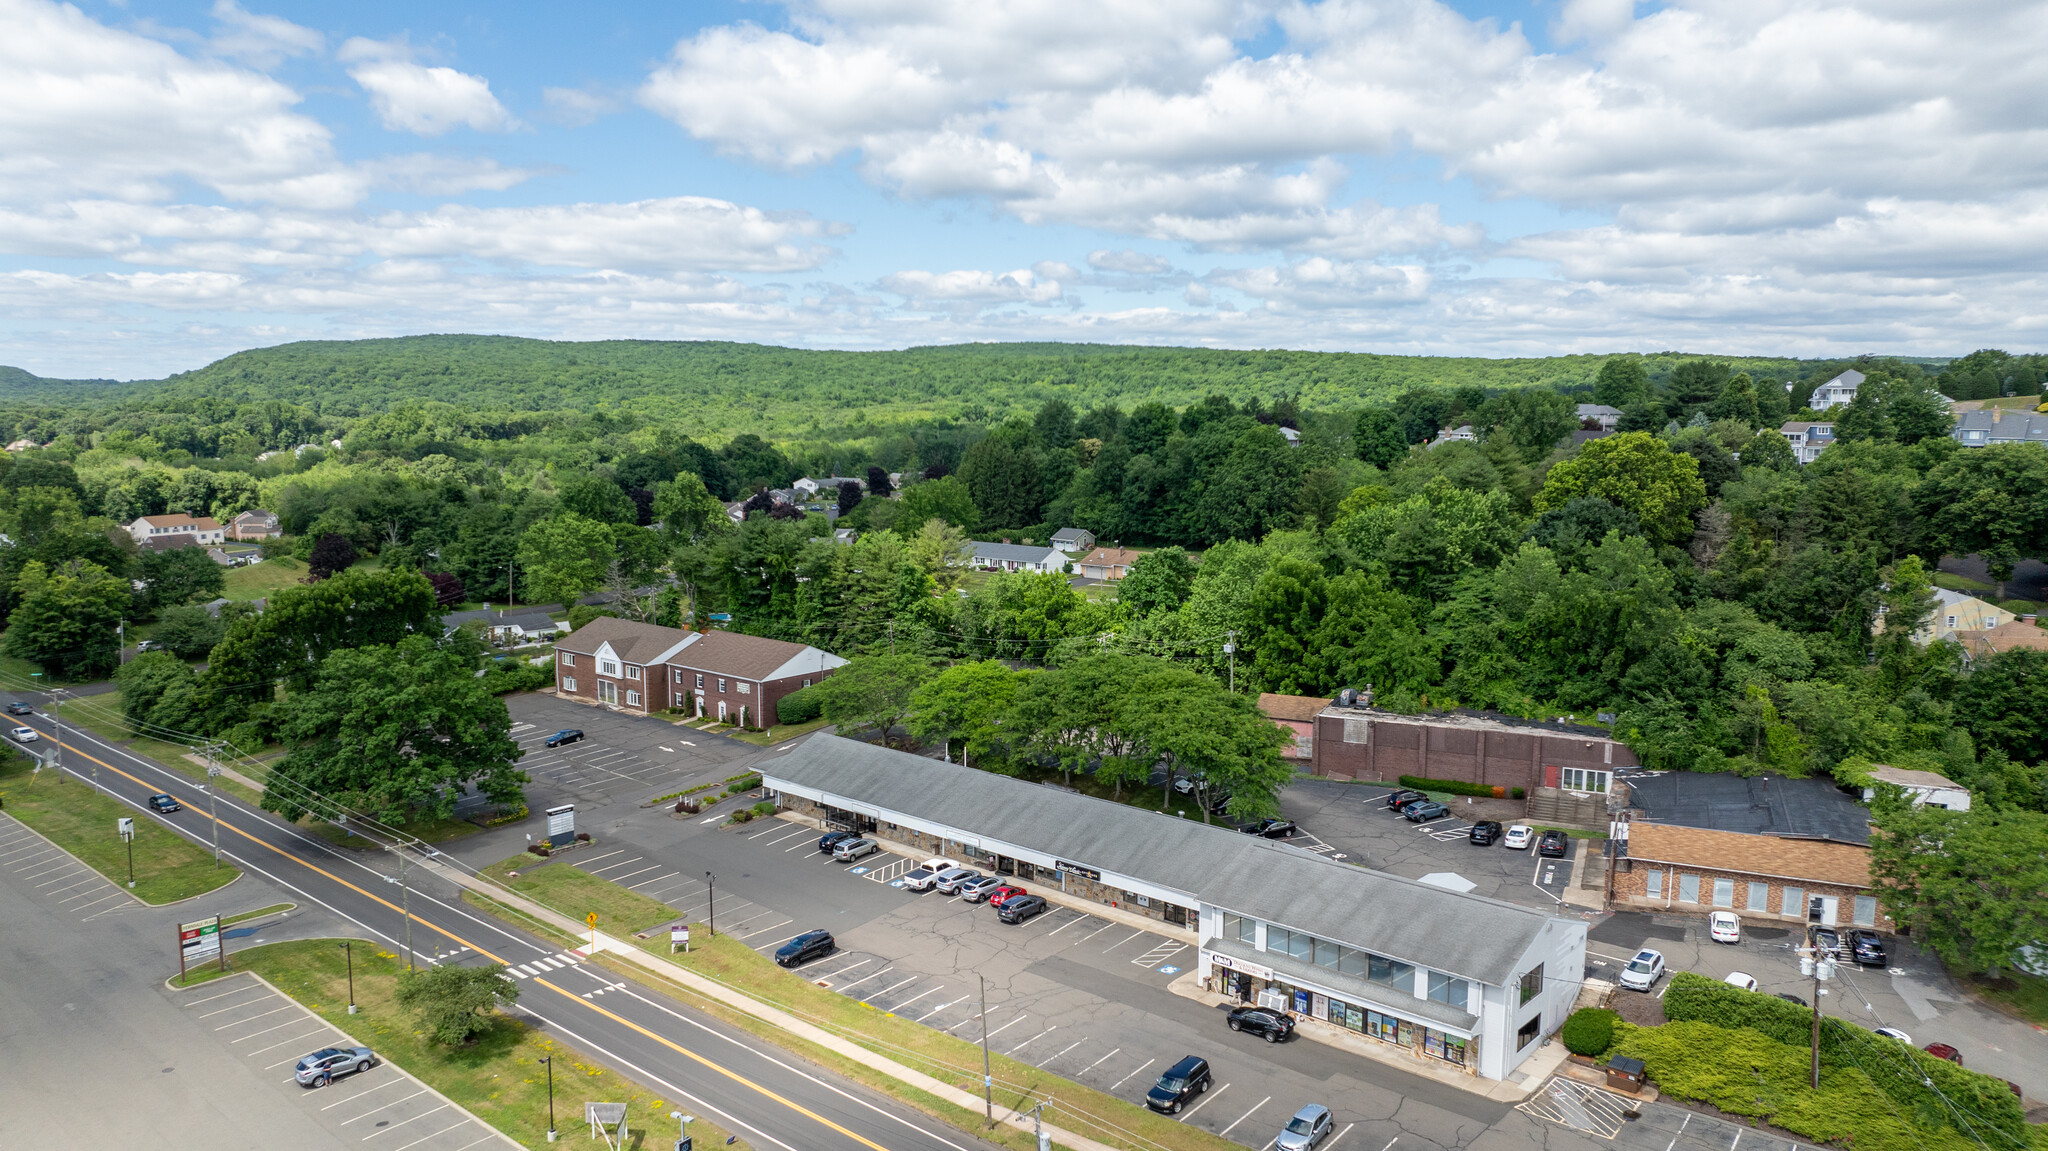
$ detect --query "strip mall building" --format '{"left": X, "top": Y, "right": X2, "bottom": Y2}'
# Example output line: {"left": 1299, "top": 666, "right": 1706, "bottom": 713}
{"left": 760, "top": 735, "right": 1588, "bottom": 1083}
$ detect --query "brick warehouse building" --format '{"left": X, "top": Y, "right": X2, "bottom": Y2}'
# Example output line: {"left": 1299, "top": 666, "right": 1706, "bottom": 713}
{"left": 552, "top": 617, "right": 845, "bottom": 725}
{"left": 1311, "top": 701, "right": 1638, "bottom": 796}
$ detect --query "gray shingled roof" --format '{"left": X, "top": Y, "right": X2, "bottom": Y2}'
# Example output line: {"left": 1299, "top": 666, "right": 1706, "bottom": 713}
{"left": 761, "top": 735, "right": 1563, "bottom": 985}
{"left": 970, "top": 541, "right": 1064, "bottom": 565}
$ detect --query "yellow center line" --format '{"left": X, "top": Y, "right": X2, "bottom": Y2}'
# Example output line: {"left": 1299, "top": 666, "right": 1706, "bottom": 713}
{"left": 52, "top": 735, "right": 900, "bottom": 1151}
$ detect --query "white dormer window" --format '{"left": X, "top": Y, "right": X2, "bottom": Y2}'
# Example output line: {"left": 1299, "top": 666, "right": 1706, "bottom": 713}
{"left": 625, "top": 665, "right": 641, "bottom": 680}
{"left": 1946, "top": 615, "right": 1957, "bottom": 628}
{"left": 600, "top": 659, "right": 620, "bottom": 677}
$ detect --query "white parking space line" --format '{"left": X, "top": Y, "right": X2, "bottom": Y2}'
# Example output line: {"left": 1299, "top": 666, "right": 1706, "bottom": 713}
{"left": 184, "top": 984, "right": 265, "bottom": 1007}
{"left": 360, "top": 1101, "right": 452, "bottom": 1139}
{"left": 587, "top": 857, "right": 644, "bottom": 874}
{"left": 389, "top": 1118, "right": 473, "bottom": 1151}
{"left": 232, "top": 1017, "right": 317, "bottom": 1043}
{"left": 1044, "top": 914, "right": 1091, "bottom": 937}
{"left": 339, "top": 1088, "right": 430, "bottom": 1124}
{"left": 322, "top": 1077, "right": 407, "bottom": 1110}
{"left": 1103, "top": 930, "right": 1144, "bottom": 952}
{"left": 626, "top": 872, "right": 682, "bottom": 890}
{"left": 915, "top": 998, "right": 964, "bottom": 1023}
{"left": 981, "top": 1015, "right": 1028, "bottom": 1042}
{"left": 1077, "top": 1047, "right": 1121, "bottom": 1075}
{"left": 1043, "top": 1039, "right": 1084, "bottom": 1065}
{"left": 817, "top": 958, "right": 872, "bottom": 981}
{"left": 1004, "top": 1025, "right": 1056, "bottom": 1055}
{"left": 733, "top": 917, "right": 796, "bottom": 941}
{"left": 609, "top": 865, "right": 663, "bottom": 883}
{"left": 1178, "top": 1082, "right": 1228, "bottom": 1122}
{"left": 889, "top": 984, "right": 946, "bottom": 1011}
{"left": 248, "top": 1026, "right": 335, "bottom": 1057}
{"left": 867, "top": 976, "right": 920, "bottom": 1001}
{"left": 1325, "top": 1123, "right": 1356, "bottom": 1150}
{"left": 1110, "top": 1058, "right": 1155, "bottom": 1091}
{"left": 218, "top": 1003, "right": 295, "bottom": 1029}
{"left": 196, "top": 992, "right": 272, "bottom": 1018}
{"left": 577, "top": 850, "right": 627, "bottom": 866}
{"left": 1073, "top": 921, "right": 1116, "bottom": 945}
{"left": 1218, "top": 1096, "right": 1269, "bottom": 1137}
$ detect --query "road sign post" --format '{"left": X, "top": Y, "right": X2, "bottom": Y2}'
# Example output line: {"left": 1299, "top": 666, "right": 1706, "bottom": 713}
{"left": 178, "top": 915, "right": 222, "bottom": 983}
{"left": 588, "top": 911, "right": 599, "bottom": 953}
{"left": 118, "top": 816, "right": 135, "bottom": 888}
{"left": 671, "top": 925, "right": 690, "bottom": 954}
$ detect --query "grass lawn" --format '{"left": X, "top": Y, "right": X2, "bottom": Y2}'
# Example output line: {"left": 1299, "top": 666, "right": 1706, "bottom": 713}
{"left": 728, "top": 716, "right": 832, "bottom": 747}
{"left": 1931, "top": 572, "right": 1998, "bottom": 596}
{"left": 222, "top": 555, "right": 309, "bottom": 600}
{"left": 463, "top": 856, "right": 1241, "bottom": 1151}
{"left": 481, "top": 854, "right": 682, "bottom": 937}
{"left": 0, "top": 751, "right": 238, "bottom": 903}
{"left": 1969, "top": 970, "right": 2048, "bottom": 1027}
{"left": 222, "top": 901, "right": 294, "bottom": 926}
{"left": 210, "top": 938, "right": 747, "bottom": 1151}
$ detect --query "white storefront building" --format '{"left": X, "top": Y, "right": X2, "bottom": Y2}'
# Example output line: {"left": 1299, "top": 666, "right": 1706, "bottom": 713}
{"left": 760, "top": 734, "right": 1587, "bottom": 1083}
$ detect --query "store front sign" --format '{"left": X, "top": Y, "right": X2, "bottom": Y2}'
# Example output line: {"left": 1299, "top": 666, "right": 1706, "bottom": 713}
{"left": 1207, "top": 952, "right": 1274, "bottom": 981}
{"left": 1054, "top": 860, "right": 1100, "bottom": 881}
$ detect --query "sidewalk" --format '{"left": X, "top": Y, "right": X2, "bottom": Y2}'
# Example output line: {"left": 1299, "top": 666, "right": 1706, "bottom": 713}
{"left": 1162, "top": 968, "right": 1566, "bottom": 1103}
{"left": 420, "top": 852, "right": 1126, "bottom": 1151}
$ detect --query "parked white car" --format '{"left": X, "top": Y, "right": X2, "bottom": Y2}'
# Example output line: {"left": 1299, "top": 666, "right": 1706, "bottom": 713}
{"left": 1502, "top": 824, "right": 1533, "bottom": 850}
{"left": 1874, "top": 1027, "right": 1912, "bottom": 1044}
{"left": 1709, "top": 912, "right": 1742, "bottom": 944}
{"left": 1619, "top": 948, "right": 1666, "bottom": 991}
{"left": 1723, "top": 972, "right": 1758, "bottom": 992}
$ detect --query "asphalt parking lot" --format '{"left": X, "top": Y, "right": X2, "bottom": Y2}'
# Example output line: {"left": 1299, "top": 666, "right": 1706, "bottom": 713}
{"left": 502, "top": 692, "right": 755, "bottom": 808}
{"left": 693, "top": 814, "right": 1512, "bottom": 1151}
{"left": 0, "top": 812, "right": 143, "bottom": 922}
{"left": 1278, "top": 778, "right": 1579, "bottom": 911}
{"left": 172, "top": 973, "right": 517, "bottom": 1151}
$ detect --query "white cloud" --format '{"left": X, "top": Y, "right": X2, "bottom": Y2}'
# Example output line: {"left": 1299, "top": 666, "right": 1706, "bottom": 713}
{"left": 341, "top": 37, "right": 517, "bottom": 136}
{"left": 879, "top": 267, "right": 1066, "bottom": 308}
{"left": 541, "top": 86, "right": 615, "bottom": 126}
{"left": 207, "top": 0, "right": 323, "bottom": 68}
{"left": 1088, "top": 249, "right": 1171, "bottom": 275}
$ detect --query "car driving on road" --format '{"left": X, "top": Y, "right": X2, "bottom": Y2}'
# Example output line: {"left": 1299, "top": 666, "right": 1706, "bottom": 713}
{"left": 9, "top": 725, "right": 37, "bottom": 743}
{"left": 5, "top": 701, "right": 32, "bottom": 716}
{"left": 148, "top": 794, "right": 181, "bottom": 813}
{"left": 294, "top": 1046, "right": 375, "bottom": 1087}
{"left": 542, "top": 728, "right": 584, "bottom": 748}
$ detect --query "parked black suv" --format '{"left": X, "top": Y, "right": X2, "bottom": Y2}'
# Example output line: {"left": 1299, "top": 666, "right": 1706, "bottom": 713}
{"left": 1536, "top": 830, "right": 1570, "bottom": 857}
{"left": 1850, "top": 929, "right": 1888, "bottom": 966}
{"left": 1385, "top": 789, "right": 1429, "bottom": 811}
{"left": 817, "top": 830, "right": 855, "bottom": 854}
{"left": 774, "top": 930, "right": 835, "bottom": 968}
{"left": 1809, "top": 926, "right": 1843, "bottom": 958}
{"left": 1146, "top": 1055, "right": 1212, "bottom": 1113}
{"left": 1226, "top": 1006, "right": 1293, "bottom": 1043}
{"left": 1468, "top": 820, "right": 1503, "bottom": 845}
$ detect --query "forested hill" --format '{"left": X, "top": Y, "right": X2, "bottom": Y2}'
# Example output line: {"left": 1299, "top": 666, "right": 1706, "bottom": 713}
{"left": 0, "top": 365, "right": 129, "bottom": 401}
{"left": 22, "top": 335, "right": 1825, "bottom": 439}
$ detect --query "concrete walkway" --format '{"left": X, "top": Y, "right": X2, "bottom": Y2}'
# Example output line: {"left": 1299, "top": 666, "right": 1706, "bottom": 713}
{"left": 422, "top": 853, "right": 1126, "bottom": 1151}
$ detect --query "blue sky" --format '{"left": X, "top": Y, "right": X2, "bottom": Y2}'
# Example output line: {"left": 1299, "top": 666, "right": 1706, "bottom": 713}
{"left": 2, "top": 0, "right": 2040, "bottom": 378}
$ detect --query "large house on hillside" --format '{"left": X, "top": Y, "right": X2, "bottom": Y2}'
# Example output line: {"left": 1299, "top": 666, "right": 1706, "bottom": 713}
{"left": 1809, "top": 369, "right": 1865, "bottom": 409}
{"left": 553, "top": 617, "right": 845, "bottom": 726}
{"left": 125, "top": 514, "right": 225, "bottom": 549}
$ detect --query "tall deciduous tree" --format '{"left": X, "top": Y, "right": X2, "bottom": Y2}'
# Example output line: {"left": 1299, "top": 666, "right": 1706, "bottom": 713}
{"left": 138, "top": 545, "right": 226, "bottom": 612}
{"left": 896, "top": 477, "right": 979, "bottom": 535}
{"left": 651, "top": 472, "right": 729, "bottom": 544}
{"left": 516, "top": 512, "right": 617, "bottom": 607}
{"left": 1914, "top": 443, "right": 2048, "bottom": 598}
{"left": 307, "top": 532, "right": 359, "bottom": 580}
{"left": 1117, "top": 547, "right": 1196, "bottom": 616}
{"left": 204, "top": 568, "right": 441, "bottom": 706}
{"left": 1593, "top": 357, "right": 1651, "bottom": 409}
{"left": 959, "top": 431, "right": 1043, "bottom": 530}
{"left": 1869, "top": 800, "right": 2048, "bottom": 977}
{"left": 3, "top": 559, "right": 128, "bottom": 678}
{"left": 1352, "top": 408, "right": 1407, "bottom": 468}
{"left": 907, "top": 660, "right": 1024, "bottom": 766}
{"left": 807, "top": 654, "right": 932, "bottom": 746}
{"left": 395, "top": 963, "right": 519, "bottom": 1047}
{"left": 264, "top": 633, "right": 526, "bottom": 824}
{"left": 1478, "top": 389, "right": 1576, "bottom": 463}
{"left": 1535, "top": 432, "right": 1708, "bottom": 546}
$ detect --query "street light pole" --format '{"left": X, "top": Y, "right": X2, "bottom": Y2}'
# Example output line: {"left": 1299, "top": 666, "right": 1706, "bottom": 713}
{"left": 705, "top": 871, "right": 716, "bottom": 936}
{"left": 340, "top": 941, "right": 356, "bottom": 1014}
{"left": 206, "top": 742, "right": 223, "bottom": 867}
{"left": 400, "top": 848, "right": 413, "bottom": 971}
{"left": 669, "top": 1111, "right": 694, "bottom": 1151}
{"left": 540, "top": 1055, "right": 556, "bottom": 1142}
{"left": 1223, "top": 632, "right": 1237, "bottom": 693}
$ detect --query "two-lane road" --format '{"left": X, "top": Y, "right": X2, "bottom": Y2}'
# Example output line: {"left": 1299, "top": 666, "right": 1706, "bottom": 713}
{"left": 5, "top": 704, "right": 996, "bottom": 1151}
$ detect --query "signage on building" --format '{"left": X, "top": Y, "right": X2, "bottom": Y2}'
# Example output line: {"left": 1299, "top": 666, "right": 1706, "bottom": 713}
{"left": 1055, "top": 860, "right": 1101, "bottom": 881}
{"left": 1207, "top": 952, "right": 1274, "bottom": 981}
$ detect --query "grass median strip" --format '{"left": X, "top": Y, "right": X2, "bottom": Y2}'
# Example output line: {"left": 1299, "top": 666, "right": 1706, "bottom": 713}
{"left": 198, "top": 938, "right": 750, "bottom": 1151}
{"left": 462, "top": 853, "right": 1240, "bottom": 1151}
{"left": 0, "top": 752, "right": 238, "bottom": 904}
{"left": 481, "top": 854, "right": 682, "bottom": 937}
{"left": 222, "top": 901, "right": 295, "bottom": 926}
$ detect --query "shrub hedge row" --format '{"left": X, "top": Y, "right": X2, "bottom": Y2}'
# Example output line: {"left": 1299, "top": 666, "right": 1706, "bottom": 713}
{"left": 1396, "top": 775, "right": 1525, "bottom": 800}
{"left": 1659, "top": 972, "right": 2027, "bottom": 1146}
{"left": 777, "top": 686, "right": 823, "bottom": 723}
{"left": 1559, "top": 1007, "right": 1616, "bottom": 1056}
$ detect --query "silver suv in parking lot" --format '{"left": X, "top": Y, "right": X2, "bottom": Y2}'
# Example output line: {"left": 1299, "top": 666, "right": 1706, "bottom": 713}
{"left": 832, "top": 836, "right": 879, "bottom": 862}
{"left": 294, "top": 1046, "right": 375, "bottom": 1086}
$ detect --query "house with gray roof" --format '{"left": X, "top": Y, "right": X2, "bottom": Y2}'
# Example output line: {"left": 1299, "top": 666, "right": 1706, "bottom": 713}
{"left": 1952, "top": 406, "right": 2048, "bottom": 448}
{"left": 1810, "top": 369, "right": 1865, "bottom": 409}
{"left": 760, "top": 734, "right": 1586, "bottom": 1082}
{"left": 966, "top": 541, "right": 1068, "bottom": 574}
{"left": 1575, "top": 403, "right": 1623, "bottom": 431}
{"left": 442, "top": 607, "right": 562, "bottom": 645}
{"left": 1781, "top": 419, "right": 1836, "bottom": 464}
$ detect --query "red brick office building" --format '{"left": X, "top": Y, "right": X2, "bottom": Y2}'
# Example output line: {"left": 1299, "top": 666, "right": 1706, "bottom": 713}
{"left": 1311, "top": 703, "right": 1637, "bottom": 796}
{"left": 552, "top": 617, "right": 845, "bottom": 726}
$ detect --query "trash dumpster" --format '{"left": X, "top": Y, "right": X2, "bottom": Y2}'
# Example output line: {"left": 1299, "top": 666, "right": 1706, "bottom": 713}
{"left": 1605, "top": 1055, "right": 1646, "bottom": 1092}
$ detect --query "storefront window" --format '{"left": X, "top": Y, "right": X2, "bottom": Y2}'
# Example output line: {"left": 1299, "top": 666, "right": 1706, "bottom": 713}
{"left": 1339, "top": 948, "right": 1367, "bottom": 977}
{"left": 1369, "top": 955, "right": 1414, "bottom": 989}
{"left": 1314, "top": 939, "right": 1342, "bottom": 969}
{"left": 1427, "top": 971, "right": 1469, "bottom": 1009}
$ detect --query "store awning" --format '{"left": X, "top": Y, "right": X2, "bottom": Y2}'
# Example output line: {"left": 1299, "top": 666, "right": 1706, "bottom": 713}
{"left": 1202, "top": 936, "right": 1479, "bottom": 1035}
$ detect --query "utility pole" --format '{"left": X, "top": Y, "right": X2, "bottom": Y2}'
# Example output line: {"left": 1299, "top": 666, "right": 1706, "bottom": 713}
{"left": 206, "top": 751, "right": 223, "bottom": 867}
{"left": 705, "top": 871, "right": 717, "bottom": 936}
{"left": 1026, "top": 1099, "right": 1049, "bottom": 1151}
{"left": 540, "top": 1055, "right": 557, "bottom": 1142}
{"left": 979, "top": 973, "right": 993, "bottom": 1123}
{"left": 1223, "top": 631, "right": 1237, "bottom": 693}
{"left": 340, "top": 941, "right": 357, "bottom": 1014}
{"left": 1799, "top": 939, "right": 1836, "bottom": 1088}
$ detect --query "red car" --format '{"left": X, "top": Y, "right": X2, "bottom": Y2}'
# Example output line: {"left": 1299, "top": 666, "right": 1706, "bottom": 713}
{"left": 1924, "top": 1043, "right": 1962, "bottom": 1064}
{"left": 988, "top": 885, "right": 1029, "bottom": 907}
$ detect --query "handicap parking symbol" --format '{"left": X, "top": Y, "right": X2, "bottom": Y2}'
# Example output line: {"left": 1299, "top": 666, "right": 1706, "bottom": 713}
{"left": 849, "top": 866, "right": 870, "bottom": 875}
{"left": 889, "top": 879, "right": 907, "bottom": 888}
{"left": 1157, "top": 965, "right": 1181, "bottom": 975}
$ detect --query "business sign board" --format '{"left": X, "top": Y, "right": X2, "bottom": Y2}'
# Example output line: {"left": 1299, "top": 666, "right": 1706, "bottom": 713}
{"left": 1205, "top": 951, "right": 1275, "bottom": 981}
{"left": 178, "top": 915, "right": 223, "bottom": 979}
{"left": 1054, "top": 860, "right": 1101, "bottom": 881}
{"left": 545, "top": 804, "right": 575, "bottom": 846}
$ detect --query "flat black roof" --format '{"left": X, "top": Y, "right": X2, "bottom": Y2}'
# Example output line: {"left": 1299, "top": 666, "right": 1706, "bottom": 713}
{"left": 1622, "top": 770, "right": 1870, "bottom": 845}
